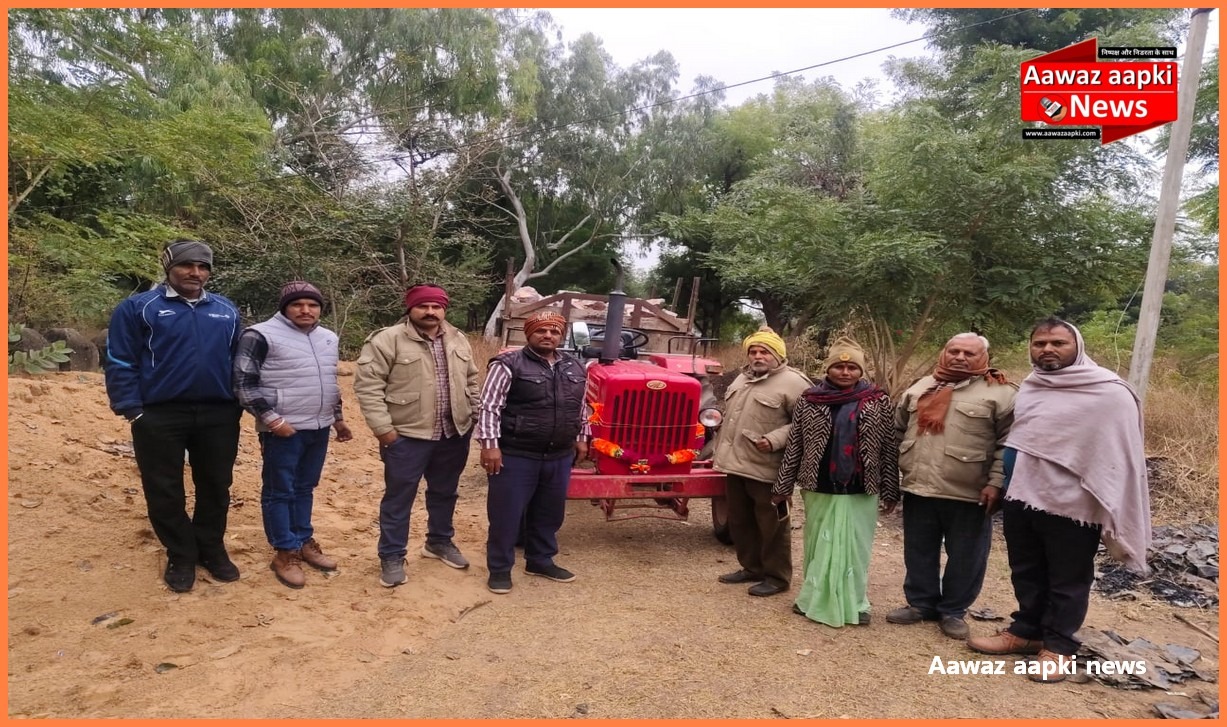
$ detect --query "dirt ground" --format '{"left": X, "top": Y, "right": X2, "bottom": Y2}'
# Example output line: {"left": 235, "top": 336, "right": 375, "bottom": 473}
{"left": 7, "top": 370, "right": 1220, "bottom": 718}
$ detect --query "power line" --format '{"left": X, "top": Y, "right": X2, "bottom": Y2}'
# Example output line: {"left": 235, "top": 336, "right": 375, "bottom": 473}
{"left": 15, "top": 8, "right": 1038, "bottom": 214}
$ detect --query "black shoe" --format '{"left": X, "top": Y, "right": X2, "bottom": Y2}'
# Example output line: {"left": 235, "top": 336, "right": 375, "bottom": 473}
{"left": 488, "top": 571, "right": 513, "bottom": 594}
{"left": 164, "top": 558, "right": 196, "bottom": 592}
{"left": 858, "top": 612, "right": 872, "bottom": 626}
{"left": 792, "top": 603, "right": 806, "bottom": 616}
{"left": 718, "top": 569, "right": 765, "bottom": 584}
{"left": 525, "top": 563, "right": 576, "bottom": 582}
{"left": 200, "top": 550, "right": 240, "bottom": 582}
{"left": 748, "top": 581, "right": 787, "bottom": 597}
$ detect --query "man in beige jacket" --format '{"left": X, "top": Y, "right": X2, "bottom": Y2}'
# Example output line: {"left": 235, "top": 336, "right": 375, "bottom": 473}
{"left": 886, "top": 333, "right": 1017, "bottom": 639}
{"left": 355, "top": 284, "right": 480, "bottom": 588}
{"left": 711, "top": 327, "right": 811, "bottom": 597}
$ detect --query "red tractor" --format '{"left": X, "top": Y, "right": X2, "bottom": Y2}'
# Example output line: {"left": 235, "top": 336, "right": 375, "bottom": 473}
{"left": 498, "top": 262, "right": 732, "bottom": 542}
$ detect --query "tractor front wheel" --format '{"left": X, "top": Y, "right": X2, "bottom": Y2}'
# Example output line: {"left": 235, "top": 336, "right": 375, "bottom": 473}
{"left": 711, "top": 496, "right": 732, "bottom": 545}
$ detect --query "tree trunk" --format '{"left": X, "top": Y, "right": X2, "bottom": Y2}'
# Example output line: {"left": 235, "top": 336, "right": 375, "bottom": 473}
{"left": 759, "top": 293, "right": 786, "bottom": 332}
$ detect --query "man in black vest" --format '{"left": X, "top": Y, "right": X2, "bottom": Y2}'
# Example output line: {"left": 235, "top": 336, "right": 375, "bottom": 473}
{"left": 477, "top": 310, "right": 588, "bottom": 594}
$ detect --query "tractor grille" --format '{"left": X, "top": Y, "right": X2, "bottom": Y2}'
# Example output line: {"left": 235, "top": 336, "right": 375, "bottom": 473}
{"left": 607, "top": 389, "right": 695, "bottom": 455}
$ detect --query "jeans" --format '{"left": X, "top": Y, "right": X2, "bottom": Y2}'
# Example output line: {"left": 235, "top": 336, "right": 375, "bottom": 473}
{"left": 259, "top": 427, "right": 331, "bottom": 551}
{"left": 377, "top": 433, "right": 471, "bottom": 560}
{"left": 486, "top": 454, "right": 572, "bottom": 574}
{"left": 130, "top": 402, "right": 242, "bottom": 562}
{"left": 901, "top": 492, "right": 993, "bottom": 619}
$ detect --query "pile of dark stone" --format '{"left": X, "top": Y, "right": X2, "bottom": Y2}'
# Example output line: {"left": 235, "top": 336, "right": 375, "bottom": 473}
{"left": 1095, "top": 524, "right": 1218, "bottom": 608}
{"left": 11, "top": 327, "right": 105, "bottom": 371}
{"left": 1078, "top": 628, "right": 1217, "bottom": 691}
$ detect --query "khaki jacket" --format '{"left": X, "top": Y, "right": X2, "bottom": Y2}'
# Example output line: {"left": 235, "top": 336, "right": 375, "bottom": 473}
{"left": 895, "top": 375, "right": 1018, "bottom": 503}
{"left": 712, "top": 364, "right": 812, "bottom": 484}
{"left": 354, "top": 320, "right": 479, "bottom": 439}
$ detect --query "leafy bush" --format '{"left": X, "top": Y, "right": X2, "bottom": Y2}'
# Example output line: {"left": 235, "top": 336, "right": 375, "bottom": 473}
{"left": 8, "top": 324, "right": 72, "bottom": 375}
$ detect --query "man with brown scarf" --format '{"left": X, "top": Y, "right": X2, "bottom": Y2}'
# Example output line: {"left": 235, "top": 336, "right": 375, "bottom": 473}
{"left": 886, "top": 333, "right": 1017, "bottom": 639}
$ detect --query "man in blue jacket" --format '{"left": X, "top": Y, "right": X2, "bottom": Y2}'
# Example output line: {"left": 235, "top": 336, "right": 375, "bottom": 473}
{"left": 105, "top": 239, "right": 243, "bottom": 593}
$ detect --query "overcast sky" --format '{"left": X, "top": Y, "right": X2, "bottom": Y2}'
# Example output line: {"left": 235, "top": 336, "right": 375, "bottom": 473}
{"left": 547, "top": 8, "right": 926, "bottom": 108}
{"left": 542, "top": 8, "right": 1218, "bottom": 274}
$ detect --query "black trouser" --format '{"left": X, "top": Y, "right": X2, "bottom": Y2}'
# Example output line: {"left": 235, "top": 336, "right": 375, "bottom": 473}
{"left": 901, "top": 492, "right": 992, "bottom": 619}
{"left": 725, "top": 474, "right": 792, "bottom": 588}
{"left": 485, "top": 452, "right": 572, "bottom": 574}
{"left": 130, "top": 402, "right": 242, "bottom": 563}
{"left": 1001, "top": 499, "right": 1102, "bottom": 655}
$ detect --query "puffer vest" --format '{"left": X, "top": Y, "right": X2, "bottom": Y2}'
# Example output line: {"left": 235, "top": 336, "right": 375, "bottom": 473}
{"left": 493, "top": 348, "right": 587, "bottom": 460}
{"left": 249, "top": 313, "right": 340, "bottom": 431}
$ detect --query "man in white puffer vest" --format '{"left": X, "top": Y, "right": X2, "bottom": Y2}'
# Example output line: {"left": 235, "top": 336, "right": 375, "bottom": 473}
{"left": 233, "top": 281, "right": 353, "bottom": 588}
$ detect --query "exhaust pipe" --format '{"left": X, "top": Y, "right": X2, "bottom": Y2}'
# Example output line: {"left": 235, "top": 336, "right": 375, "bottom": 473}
{"left": 600, "top": 258, "right": 626, "bottom": 365}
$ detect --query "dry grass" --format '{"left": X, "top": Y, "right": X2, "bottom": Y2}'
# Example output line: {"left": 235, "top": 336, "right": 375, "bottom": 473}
{"left": 467, "top": 334, "right": 501, "bottom": 372}
{"left": 1141, "top": 379, "right": 1220, "bottom": 523}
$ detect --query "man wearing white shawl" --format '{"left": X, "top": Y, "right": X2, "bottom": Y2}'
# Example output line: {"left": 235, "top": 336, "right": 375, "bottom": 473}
{"left": 968, "top": 318, "right": 1151, "bottom": 684}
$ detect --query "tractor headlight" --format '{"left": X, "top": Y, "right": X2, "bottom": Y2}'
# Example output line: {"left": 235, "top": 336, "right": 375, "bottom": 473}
{"left": 699, "top": 408, "right": 723, "bottom": 428}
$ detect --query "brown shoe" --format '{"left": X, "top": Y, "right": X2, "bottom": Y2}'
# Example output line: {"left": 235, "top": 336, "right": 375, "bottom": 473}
{"left": 967, "top": 629, "right": 1043, "bottom": 655}
{"left": 300, "top": 538, "right": 337, "bottom": 572}
{"left": 271, "top": 549, "right": 306, "bottom": 589}
{"left": 1028, "top": 649, "right": 1073, "bottom": 683}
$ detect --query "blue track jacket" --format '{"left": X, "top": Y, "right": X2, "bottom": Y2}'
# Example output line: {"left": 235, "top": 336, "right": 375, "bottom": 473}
{"left": 104, "top": 286, "right": 242, "bottom": 418}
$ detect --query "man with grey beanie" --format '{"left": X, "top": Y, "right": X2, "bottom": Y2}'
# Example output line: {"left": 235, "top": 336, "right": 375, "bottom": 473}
{"left": 105, "top": 239, "right": 244, "bottom": 593}
{"left": 233, "top": 281, "right": 353, "bottom": 589}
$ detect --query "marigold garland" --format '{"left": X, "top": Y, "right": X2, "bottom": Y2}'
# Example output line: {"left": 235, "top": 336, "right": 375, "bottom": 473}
{"left": 590, "top": 437, "right": 699, "bottom": 473}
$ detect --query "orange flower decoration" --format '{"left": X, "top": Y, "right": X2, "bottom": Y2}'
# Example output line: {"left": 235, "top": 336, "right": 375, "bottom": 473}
{"left": 666, "top": 449, "right": 699, "bottom": 465}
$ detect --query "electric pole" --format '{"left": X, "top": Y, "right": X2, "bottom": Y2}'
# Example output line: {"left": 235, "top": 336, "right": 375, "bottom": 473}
{"left": 1127, "top": 8, "right": 1215, "bottom": 404}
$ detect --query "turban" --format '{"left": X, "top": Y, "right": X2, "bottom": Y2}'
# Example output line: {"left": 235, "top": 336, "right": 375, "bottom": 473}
{"left": 823, "top": 336, "right": 867, "bottom": 373}
{"left": 278, "top": 281, "right": 323, "bottom": 313}
{"left": 742, "top": 326, "right": 786, "bottom": 362}
{"left": 161, "top": 239, "right": 213, "bottom": 272}
{"left": 524, "top": 311, "right": 566, "bottom": 338}
{"left": 403, "top": 284, "right": 450, "bottom": 311}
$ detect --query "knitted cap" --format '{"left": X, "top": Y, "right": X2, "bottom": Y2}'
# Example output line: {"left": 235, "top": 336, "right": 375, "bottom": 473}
{"left": 823, "top": 336, "right": 867, "bottom": 373}
{"left": 742, "top": 326, "right": 786, "bottom": 362}
{"left": 161, "top": 239, "right": 213, "bottom": 271}
{"left": 278, "top": 281, "right": 323, "bottom": 312}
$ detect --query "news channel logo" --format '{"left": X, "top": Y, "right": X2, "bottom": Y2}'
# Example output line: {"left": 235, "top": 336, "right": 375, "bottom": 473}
{"left": 1039, "top": 96, "right": 1067, "bottom": 122}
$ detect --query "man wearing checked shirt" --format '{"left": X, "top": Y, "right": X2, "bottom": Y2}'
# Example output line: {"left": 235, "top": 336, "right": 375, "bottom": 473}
{"left": 477, "top": 310, "right": 590, "bottom": 595}
{"left": 354, "top": 284, "right": 480, "bottom": 589}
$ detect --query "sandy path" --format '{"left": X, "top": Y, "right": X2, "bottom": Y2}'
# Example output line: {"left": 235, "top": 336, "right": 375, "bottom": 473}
{"left": 6, "top": 372, "right": 1218, "bottom": 718}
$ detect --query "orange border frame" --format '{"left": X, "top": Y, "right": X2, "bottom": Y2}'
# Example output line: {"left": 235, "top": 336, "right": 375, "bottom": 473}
{"left": 1, "top": 2, "right": 1222, "bottom": 726}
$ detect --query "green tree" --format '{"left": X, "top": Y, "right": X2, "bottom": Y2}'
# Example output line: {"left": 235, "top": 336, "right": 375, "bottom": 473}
{"left": 475, "top": 30, "right": 684, "bottom": 335}
{"left": 894, "top": 8, "right": 1186, "bottom": 55}
{"left": 8, "top": 9, "right": 272, "bottom": 327}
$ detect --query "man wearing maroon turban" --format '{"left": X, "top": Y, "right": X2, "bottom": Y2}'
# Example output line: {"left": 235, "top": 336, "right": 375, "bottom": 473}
{"left": 354, "top": 284, "right": 480, "bottom": 588}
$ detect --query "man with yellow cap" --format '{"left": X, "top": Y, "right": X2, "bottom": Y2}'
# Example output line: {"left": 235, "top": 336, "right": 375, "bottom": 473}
{"left": 710, "top": 326, "right": 812, "bottom": 597}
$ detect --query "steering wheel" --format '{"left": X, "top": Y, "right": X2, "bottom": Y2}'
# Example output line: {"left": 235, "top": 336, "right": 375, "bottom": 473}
{"left": 588, "top": 326, "right": 650, "bottom": 350}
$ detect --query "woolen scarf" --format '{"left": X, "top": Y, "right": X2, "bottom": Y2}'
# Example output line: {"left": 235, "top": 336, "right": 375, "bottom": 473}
{"left": 803, "top": 379, "right": 884, "bottom": 486}
{"left": 1005, "top": 322, "right": 1151, "bottom": 573}
{"left": 916, "top": 347, "right": 1009, "bottom": 435}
